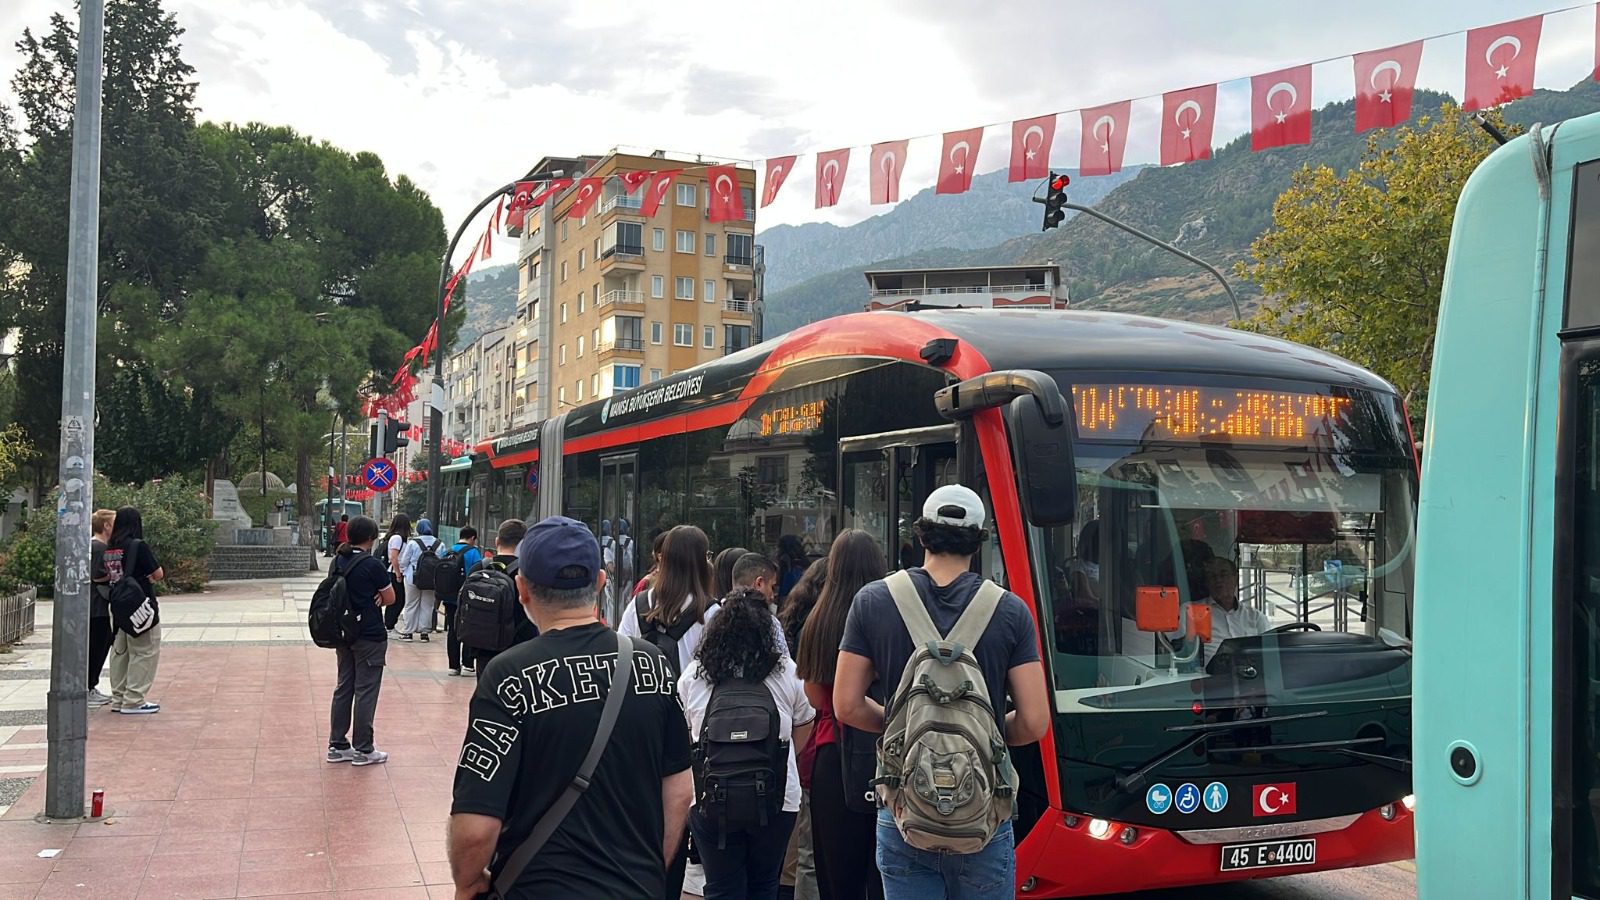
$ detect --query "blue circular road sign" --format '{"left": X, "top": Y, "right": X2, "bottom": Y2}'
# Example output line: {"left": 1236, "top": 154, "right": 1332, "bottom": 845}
{"left": 363, "top": 457, "right": 398, "bottom": 493}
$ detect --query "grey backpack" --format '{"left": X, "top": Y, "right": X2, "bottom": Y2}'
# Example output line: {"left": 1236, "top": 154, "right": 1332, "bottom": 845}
{"left": 875, "top": 570, "right": 1016, "bottom": 854}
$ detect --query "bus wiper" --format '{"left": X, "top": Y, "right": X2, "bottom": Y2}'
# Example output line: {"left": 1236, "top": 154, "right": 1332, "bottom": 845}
{"left": 1116, "top": 711, "right": 1331, "bottom": 794}
{"left": 1210, "top": 736, "right": 1411, "bottom": 773}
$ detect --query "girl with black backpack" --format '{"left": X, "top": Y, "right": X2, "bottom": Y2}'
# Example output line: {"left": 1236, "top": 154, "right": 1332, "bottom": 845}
{"left": 679, "top": 588, "right": 815, "bottom": 900}
{"left": 104, "top": 507, "right": 165, "bottom": 715}
{"left": 380, "top": 514, "right": 411, "bottom": 632}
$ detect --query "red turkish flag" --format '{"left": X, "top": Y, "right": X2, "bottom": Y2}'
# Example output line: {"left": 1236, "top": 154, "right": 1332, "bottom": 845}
{"left": 1009, "top": 114, "right": 1056, "bottom": 182}
{"left": 1251, "top": 65, "right": 1312, "bottom": 151}
{"left": 1079, "top": 101, "right": 1131, "bottom": 176}
{"left": 620, "top": 170, "right": 651, "bottom": 194}
{"left": 530, "top": 178, "right": 572, "bottom": 207}
{"left": 565, "top": 177, "right": 603, "bottom": 220}
{"left": 1354, "top": 41, "right": 1423, "bottom": 132}
{"left": 937, "top": 127, "right": 983, "bottom": 195}
{"left": 1465, "top": 15, "right": 1542, "bottom": 111}
{"left": 869, "top": 140, "right": 908, "bottom": 205}
{"left": 505, "top": 180, "right": 538, "bottom": 231}
{"left": 815, "top": 149, "right": 849, "bottom": 209}
{"left": 1160, "top": 85, "right": 1216, "bottom": 166}
{"left": 1252, "top": 783, "right": 1298, "bottom": 817}
{"left": 641, "top": 170, "right": 680, "bottom": 217}
{"left": 762, "top": 156, "right": 796, "bottom": 208}
{"left": 707, "top": 165, "right": 745, "bottom": 222}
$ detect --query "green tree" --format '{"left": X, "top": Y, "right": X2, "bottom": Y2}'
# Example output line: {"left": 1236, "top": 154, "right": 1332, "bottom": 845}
{"left": 1240, "top": 104, "right": 1507, "bottom": 425}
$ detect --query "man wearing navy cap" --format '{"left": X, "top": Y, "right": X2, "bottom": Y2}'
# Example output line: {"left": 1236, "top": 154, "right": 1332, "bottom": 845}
{"left": 448, "top": 516, "right": 694, "bottom": 899}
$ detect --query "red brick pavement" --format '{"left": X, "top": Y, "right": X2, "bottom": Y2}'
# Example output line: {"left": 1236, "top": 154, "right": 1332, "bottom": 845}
{"left": 0, "top": 638, "right": 476, "bottom": 900}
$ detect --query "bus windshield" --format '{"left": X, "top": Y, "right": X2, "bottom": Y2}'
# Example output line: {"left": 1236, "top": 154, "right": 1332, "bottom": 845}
{"left": 1034, "top": 377, "right": 1417, "bottom": 712}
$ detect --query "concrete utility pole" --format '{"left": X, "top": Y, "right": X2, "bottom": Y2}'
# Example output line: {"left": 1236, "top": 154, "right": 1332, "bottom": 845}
{"left": 46, "top": 0, "right": 105, "bottom": 821}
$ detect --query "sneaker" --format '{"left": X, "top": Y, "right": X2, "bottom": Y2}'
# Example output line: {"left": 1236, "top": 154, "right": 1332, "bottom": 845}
{"left": 398, "top": 633, "right": 413, "bottom": 642}
{"left": 86, "top": 689, "right": 111, "bottom": 708}
{"left": 117, "top": 702, "right": 160, "bottom": 715}
{"left": 326, "top": 746, "right": 357, "bottom": 763}
{"left": 350, "top": 750, "right": 388, "bottom": 767}
{"left": 419, "top": 633, "right": 430, "bottom": 643}
{"left": 461, "top": 666, "right": 475, "bottom": 676}
{"left": 448, "top": 668, "right": 461, "bottom": 677}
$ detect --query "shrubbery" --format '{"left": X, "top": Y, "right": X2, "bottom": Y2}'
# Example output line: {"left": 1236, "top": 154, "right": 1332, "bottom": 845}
{"left": 0, "top": 474, "right": 216, "bottom": 595}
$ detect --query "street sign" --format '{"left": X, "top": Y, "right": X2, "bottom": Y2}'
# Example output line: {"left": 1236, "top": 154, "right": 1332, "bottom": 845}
{"left": 363, "top": 457, "right": 398, "bottom": 493}
{"left": 526, "top": 469, "right": 539, "bottom": 493}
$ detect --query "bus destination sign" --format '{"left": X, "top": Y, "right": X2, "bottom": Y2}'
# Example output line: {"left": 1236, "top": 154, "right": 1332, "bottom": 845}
{"left": 1071, "top": 384, "right": 1354, "bottom": 444}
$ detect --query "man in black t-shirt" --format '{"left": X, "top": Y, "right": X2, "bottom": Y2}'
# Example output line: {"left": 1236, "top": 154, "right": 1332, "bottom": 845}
{"left": 449, "top": 516, "right": 693, "bottom": 900}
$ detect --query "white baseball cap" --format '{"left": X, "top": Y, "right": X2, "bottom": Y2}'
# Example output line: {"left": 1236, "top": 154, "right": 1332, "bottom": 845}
{"left": 923, "top": 484, "right": 987, "bottom": 530}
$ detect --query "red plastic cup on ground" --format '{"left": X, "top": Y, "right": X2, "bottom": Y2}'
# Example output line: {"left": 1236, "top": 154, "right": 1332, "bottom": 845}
{"left": 90, "top": 790, "right": 103, "bottom": 818}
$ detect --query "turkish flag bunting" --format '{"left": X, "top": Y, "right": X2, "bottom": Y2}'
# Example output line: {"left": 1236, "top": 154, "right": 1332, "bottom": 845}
{"left": 870, "top": 140, "right": 908, "bottom": 205}
{"left": 565, "top": 177, "right": 604, "bottom": 220}
{"left": 490, "top": 195, "right": 504, "bottom": 233}
{"left": 938, "top": 127, "right": 983, "bottom": 195}
{"left": 620, "top": 170, "right": 651, "bottom": 194}
{"left": 505, "top": 180, "right": 538, "bottom": 230}
{"left": 1465, "top": 15, "right": 1541, "bottom": 111}
{"left": 763, "top": 156, "right": 796, "bottom": 208}
{"left": 642, "top": 170, "right": 680, "bottom": 217}
{"left": 707, "top": 165, "right": 745, "bottom": 222}
{"left": 419, "top": 321, "right": 439, "bottom": 367}
{"left": 1354, "top": 41, "right": 1424, "bottom": 132}
{"left": 1161, "top": 84, "right": 1217, "bottom": 166}
{"left": 1009, "top": 114, "right": 1056, "bottom": 182}
{"left": 1251, "top": 64, "right": 1312, "bottom": 151}
{"left": 1079, "top": 101, "right": 1132, "bottom": 176}
{"left": 531, "top": 178, "right": 572, "bottom": 207}
{"left": 481, "top": 219, "right": 492, "bottom": 258}
{"left": 815, "top": 149, "right": 850, "bottom": 209}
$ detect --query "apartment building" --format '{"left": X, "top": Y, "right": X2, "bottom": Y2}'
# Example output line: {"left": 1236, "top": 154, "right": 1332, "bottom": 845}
{"left": 863, "top": 264, "right": 1068, "bottom": 311}
{"left": 511, "top": 151, "right": 761, "bottom": 418}
{"left": 444, "top": 324, "right": 509, "bottom": 444}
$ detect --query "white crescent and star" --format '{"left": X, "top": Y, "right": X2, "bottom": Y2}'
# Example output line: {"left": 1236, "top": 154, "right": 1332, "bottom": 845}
{"left": 1259, "top": 787, "right": 1289, "bottom": 813}
{"left": 714, "top": 173, "right": 734, "bottom": 199}
{"left": 1266, "top": 81, "right": 1299, "bottom": 124}
{"left": 1486, "top": 35, "right": 1521, "bottom": 79}
{"left": 1092, "top": 115, "right": 1116, "bottom": 154}
{"left": 821, "top": 159, "right": 841, "bottom": 196}
{"left": 1021, "top": 124, "right": 1045, "bottom": 161}
{"left": 765, "top": 164, "right": 786, "bottom": 203}
{"left": 1173, "top": 100, "right": 1202, "bottom": 140}
{"left": 1370, "top": 60, "right": 1402, "bottom": 103}
{"left": 948, "top": 140, "right": 972, "bottom": 175}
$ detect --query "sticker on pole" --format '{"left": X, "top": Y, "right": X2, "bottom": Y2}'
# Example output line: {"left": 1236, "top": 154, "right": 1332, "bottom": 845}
{"left": 363, "top": 458, "right": 398, "bottom": 493}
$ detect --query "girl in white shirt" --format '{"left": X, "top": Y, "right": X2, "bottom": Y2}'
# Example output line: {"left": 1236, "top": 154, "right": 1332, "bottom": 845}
{"left": 396, "top": 518, "right": 442, "bottom": 641}
{"left": 619, "top": 525, "right": 719, "bottom": 677}
{"left": 679, "top": 588, "right": 815, "bottom": 900}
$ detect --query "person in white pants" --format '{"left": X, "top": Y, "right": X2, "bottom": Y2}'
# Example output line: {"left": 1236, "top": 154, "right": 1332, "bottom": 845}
{"left": 397, "top": 519, "right": 442, "bottom": 642}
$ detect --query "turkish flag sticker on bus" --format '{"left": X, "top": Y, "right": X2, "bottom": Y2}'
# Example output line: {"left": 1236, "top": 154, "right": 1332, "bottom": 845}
{"left": 870, "top": 140, "right": 908, "bottom": 205}
{"left": 1464, "top": 15, "right": 1542, "bottom": 111}
{"left": 1250, "top": 64, "right": 1312, "bottom": 151}
{"left": 1079, "top": 100, "right": 1131, "bottom": 176}
{"left": 762, "top": 156, "right": 796, "bottom": 207}
{"left": 938, "top": 127, "right": 983, "bottom": 195}
{"left": 1009, "top": 114, "right": 1055, "bottom": 182}
{"left": 1160, "top": 84, "right": 1216, "bottom": 166}
{"left": 1253, "top": 783, "right": 1298, "bottom": 817}
{"left": 641, "top": 170, "right": 680, "bottom": 217}
{"left": 815, "top": 149, "right": 850, "bottom": 209}
{"left": 707, "top": 165, "right": 744, "bottom": 222}
{"left": 1354, "top": 41, "right": 1423, "bottom": 133}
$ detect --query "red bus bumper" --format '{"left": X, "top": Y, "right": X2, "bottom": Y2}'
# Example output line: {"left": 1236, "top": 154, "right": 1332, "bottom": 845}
{"left": 1014, "top": 806, "right": 1415, "bottom": 897}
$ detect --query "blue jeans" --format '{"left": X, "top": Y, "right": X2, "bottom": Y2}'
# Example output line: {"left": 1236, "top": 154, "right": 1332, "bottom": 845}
{"left": 875, "top": 811, "right": 1014, "bottom": 900}
{"left": 691, "top": 808, "right": 797, "bottom": 900}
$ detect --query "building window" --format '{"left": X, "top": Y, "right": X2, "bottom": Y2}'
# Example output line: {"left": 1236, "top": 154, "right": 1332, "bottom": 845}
{"left": 578, "top": 249, "right": 586, "bottom": 271}
{"left": 560, "top": 261, "right": 568, "bottom": 282}
{"left": 559, "top": 386, "right": 566, "bottom": 405}
{"left": 561, "top": 220, "right": 568, "bottom": 241}
{"left": 617, "top": 317, "right": 643, "bottom": 349}
{"left": 677, "top": 183, "right": 697, "bottom": 207}
{"left": 703, "top": 325, "right": 715, "bottom": 349}
{"left": 650, "top": 368, "right": 662, "bottom": 383}
{"left": 651, "top": 321, "right": 663, "bottom": 344}
{"left": 705, "top": 233, "right": 716, "bottom": 257}
{"left": 675, "top": 277, "right": 695, "bottom": 300}
{"left": 651, "top": 275, "right": 665, "bottom": 298}
{"left": 592, "top": 327, "right": 600, "bottom": 351}
{"left": 578, "top": 335, "right": 585, "bottom": 357}
{"left": 676, "top": 230, "right": 695, "bottom": 254}
{"left": 559, "top": 344, "right": 567, "bottom": 365}
{"left": 674, "top": 323, "right": 693, "bottom": 346}
{"left": 726, "top": 233, "right": 754, "bottom": 266}
{"left": 652, "top": 228, "right": 665, "bottom": 252}
{"left": 724, "top": 324, "right": 752, "bottom": 353}
{"left": 609, "top": 221, "right": 643, "bottom": 256}
{"left": 578, "top": 292, "right": 585, "bottom": 314}
{"left": 577, "top": 380, "right": 584, "bottom": 401}
{"left": 592, "top": 373, "right": 601, "bottom": 396}
{"left": 560, "top": 302, "right": 568, "bottom": 323}
{"left": 615, "top": 365, "right": 641, "bottom": 390}
{"left": 594, "top": 238, "right": 601, "bottom": 259}
{"left": 704, "top": 280, "right": 716, "bottom": 303}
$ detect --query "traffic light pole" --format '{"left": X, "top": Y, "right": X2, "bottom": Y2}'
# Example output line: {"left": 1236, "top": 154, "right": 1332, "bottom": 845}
{"left": 1062, "top": 201, "right": 1243, "bottom": 323}
{"left": 426, "top": 182, "right": 518, "bottom": 529}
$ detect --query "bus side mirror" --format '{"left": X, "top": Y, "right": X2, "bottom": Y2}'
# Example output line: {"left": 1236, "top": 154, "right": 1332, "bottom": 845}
{"left": 1006, "top": 392, "right": 1076, "bottom": 526}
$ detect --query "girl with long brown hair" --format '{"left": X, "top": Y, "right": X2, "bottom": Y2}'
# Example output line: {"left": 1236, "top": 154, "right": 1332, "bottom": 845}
{"left": 620, "top": 524, "right": 718, "bottom": 676}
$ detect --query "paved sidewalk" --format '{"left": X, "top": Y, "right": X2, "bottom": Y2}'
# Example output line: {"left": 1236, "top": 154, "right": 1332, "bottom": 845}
{"left": 0, "top": 576, "right": 476, "bottom": 899}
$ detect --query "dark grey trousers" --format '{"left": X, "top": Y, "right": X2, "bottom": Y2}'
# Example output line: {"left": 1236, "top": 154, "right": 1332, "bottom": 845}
{"left": 329, "top": 638, "right": 387, "bottom": 753}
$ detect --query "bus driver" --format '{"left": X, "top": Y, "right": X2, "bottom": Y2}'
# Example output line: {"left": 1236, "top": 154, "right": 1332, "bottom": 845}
{"left": 1170, "top": 557, "right": 1270, "bottom": 658}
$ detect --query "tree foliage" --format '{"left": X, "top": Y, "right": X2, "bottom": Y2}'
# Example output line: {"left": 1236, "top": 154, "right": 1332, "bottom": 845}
{"left": 1240, "top": 104, "right": 1507, "bottom": 425}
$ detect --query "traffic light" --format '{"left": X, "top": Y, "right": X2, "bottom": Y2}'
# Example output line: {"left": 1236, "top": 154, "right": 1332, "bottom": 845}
{"left": 1042, "top": 171, "right": 1069, "bottom": 231}
{"left": 383, "top": 418, "right": 410, "bottom": 454}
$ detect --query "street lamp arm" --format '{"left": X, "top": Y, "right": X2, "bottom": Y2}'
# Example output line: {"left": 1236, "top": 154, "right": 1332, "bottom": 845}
{"left": 1062, "top": 202, "right": 1243, "bottom": 323}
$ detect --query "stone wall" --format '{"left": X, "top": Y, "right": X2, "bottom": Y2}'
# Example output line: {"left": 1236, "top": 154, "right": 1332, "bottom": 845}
{"left": 208, "top": 545, "right": 316, "bottom": 581}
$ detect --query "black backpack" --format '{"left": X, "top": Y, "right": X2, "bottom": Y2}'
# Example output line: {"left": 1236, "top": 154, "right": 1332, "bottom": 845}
{"left": 412, "top": 538, "right": 443, "bottom": 590}
{"left": 691, "top": 677, "right": 787, "bottom": 847}
{"left": 434, "top": 545, "right": 469, "bottom": 599}
{"left": 107, "top": 540, "right": 157, "bottom": 636}
{"left": 456, "top": 560, "right": 521, "bottom": 652}
{"left": 309, "top": 554, "right": 365, "bottom": 648}
{"left": 635, "top": 591, "right": 698, "bottom": 679}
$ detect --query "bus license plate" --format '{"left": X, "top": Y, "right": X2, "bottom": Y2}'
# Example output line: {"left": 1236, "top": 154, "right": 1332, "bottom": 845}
{"left": 1219, "top": 838, "right": 1317, "bottom": 871}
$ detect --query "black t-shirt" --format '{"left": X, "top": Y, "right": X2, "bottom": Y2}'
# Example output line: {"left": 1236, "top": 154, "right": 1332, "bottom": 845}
{"left": 451, "top": 622, "right": 692, "bottom": 899}
{"left": 89, "top": 538, "right": 111, "bottom": 618}
{"left": 469, "top": 553, "right": 538, "bottom": 645}
{"left": 334, "top": 550, "right": 390, "bottom": 642}
{"left": 101, "top": 539, "right": 161, "bottom": 626}
{"left": 839, "top": 569, "right": 1041, "bottom": 732}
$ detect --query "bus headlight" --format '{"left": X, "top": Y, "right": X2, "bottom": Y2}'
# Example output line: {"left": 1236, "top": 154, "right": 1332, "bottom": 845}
{"left": 1380, "top": 803, "right": 1396, "bottom": 821}
{"left": 1088, "top": 818, "right": 1113, "bottom": 840}
{"left": 1119, "top": 826, "right": 1139, "bottom": 845}
{"left": 1402, "top": 794, "right": 1416, "bottom": 811}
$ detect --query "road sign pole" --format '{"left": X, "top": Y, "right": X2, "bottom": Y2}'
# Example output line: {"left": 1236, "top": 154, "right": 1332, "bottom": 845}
{"left": 46, "top": 0, "right": 105, "bottom": 821}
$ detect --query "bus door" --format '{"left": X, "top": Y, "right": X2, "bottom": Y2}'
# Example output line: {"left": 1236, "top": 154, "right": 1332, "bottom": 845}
{"left": 598, "top": 454, "right": 638, "bottom": 627}
{"left": 839, "top": 425, "right": 958, "bottom": 569}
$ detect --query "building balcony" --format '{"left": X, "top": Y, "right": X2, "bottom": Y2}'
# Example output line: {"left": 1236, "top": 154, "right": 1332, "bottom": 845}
{"left": 597, "top": 337, "right": 645, "bottom": 361}
{"left": 601, "top": 195, "right": 644, "bottom": 216}
{"left": 598, "top": 289, "right": 646, "bottom": 311}
{"left": 723, "top": 298, "right": 755, "bottom": 316}
{"left": 600, "top": 245, "right": 646, "bottom": 270}
{"left": 705, "top": 207, "right": 757, "bottom": 223}
{"left": 724, "top": 255, "right": 755, "bottom": 280}
{"left": 864, "top": 283, "right": 1061, "bottom": 311}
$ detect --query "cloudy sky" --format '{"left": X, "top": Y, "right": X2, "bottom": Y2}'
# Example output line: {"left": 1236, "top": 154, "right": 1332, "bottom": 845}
{"left": 0, "top": 0, "right": 1594, "bottom": 266}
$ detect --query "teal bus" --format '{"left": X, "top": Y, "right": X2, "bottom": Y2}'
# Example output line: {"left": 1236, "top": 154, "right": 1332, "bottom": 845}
{"left": 1416, "top": 111, "right": 1600, "bottom": 897}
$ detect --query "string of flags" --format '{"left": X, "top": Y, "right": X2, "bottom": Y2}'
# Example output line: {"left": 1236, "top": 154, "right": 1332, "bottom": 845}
{"left": 379, "top": 6, "right": 1582, "bottom": 413}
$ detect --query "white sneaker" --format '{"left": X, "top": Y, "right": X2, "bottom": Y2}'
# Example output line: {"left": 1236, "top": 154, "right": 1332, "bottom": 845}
{"left": 86, "top": 689, "right": 111, "bottom": 708}
{"left": 117, "top": 702, "right": 160, "bottom": 715}
{"left": 326, "top": 746, "right": 358, "bottom": 763}
{"left": 350, "top": 750, "right": 388, "bottom": 767}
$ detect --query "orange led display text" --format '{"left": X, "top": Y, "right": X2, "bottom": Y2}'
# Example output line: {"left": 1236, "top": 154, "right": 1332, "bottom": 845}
{"left": 1070, "top": 384, "right": 1352, "bottom": 443}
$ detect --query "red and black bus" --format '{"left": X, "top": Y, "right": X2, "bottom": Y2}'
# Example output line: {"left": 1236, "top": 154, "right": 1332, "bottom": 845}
{"left": 452, "top": 308, "right": 1418, "bottom": 895}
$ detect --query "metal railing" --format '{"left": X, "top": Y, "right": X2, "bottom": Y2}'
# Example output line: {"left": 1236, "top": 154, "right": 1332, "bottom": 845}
{"left": 603, "top": 245, "right": 645, "bottom": 262}
{"left": 0, "top": 587, "right": 35, "bottom": 645}
{"left": 723, "top": 298, "right": 754, "bottom": 314}
{"left": 868, "top": 283, "right": 1048, "bottom": 298}
{"left": 725, "top": 255, "right": 755, "bottom": 268}
{"left": 598, "top": 337, "right": 645, "bottom": 354}
{"left": 602, "top": 195, "right": 643, "bottom": 214}
{"left": 599, "top": 289, "right": 645, "bottom": 308}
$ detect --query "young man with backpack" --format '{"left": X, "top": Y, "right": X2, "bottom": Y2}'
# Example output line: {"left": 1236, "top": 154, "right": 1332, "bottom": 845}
{"left": 456, "top": 519, "right": 537, "bottom": 675}
{"left": 438, "top": 526, "right": 483, "bottom": 676}
{"left": 833, "top": 485, "right": 1049, "bottom": 899}
{"left": 318, "top": 515, "right": 397, "bottom": 766}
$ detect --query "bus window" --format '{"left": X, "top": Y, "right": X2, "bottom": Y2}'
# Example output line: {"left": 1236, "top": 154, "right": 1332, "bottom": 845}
{"left": 1565, "top": 356, "right": 1600, "bottom": 895}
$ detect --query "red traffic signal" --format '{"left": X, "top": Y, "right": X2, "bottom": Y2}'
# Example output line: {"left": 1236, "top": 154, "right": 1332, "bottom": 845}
{"left": 1051, "top": 174, "right": 1071, "bottom": 191}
